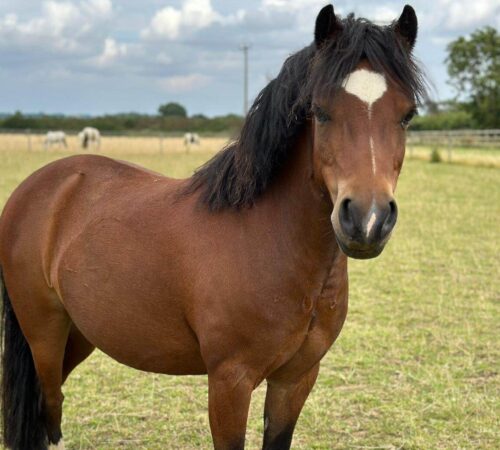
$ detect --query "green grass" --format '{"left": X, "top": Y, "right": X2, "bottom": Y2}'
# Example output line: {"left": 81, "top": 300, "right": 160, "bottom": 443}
{"left": 0, "top": 148, "right": 498, "bottom": 449}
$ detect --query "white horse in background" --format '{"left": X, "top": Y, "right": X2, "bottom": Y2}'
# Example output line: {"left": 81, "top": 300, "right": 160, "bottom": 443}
{"left": 44, "top": 131, "right": 67, "bottom": 150}
{"left": 79, "top": 127, "right": 101, "bottom": 150}
{"left": 184, "top": 132, "right": 200, "bottom": 150}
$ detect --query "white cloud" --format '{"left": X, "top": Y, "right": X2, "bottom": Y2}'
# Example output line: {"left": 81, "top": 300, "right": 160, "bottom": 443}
{"left": 41, "top": 1, "right": 81, "bottom": 33}
{"left": 424, "top": 0, "right": 500, "bottom": 31}
{"left": 261, "top": 0, "right": 324, "bottom": 10}
{"left": 159, "top": 73, "right": 211, "bottom": 92}
{"left": 142, "top": 0, "right": 245, "bottom": 40}
{"left": 0, "top": 0, "right": 113, "bottom": 53}
{"left": 156, "top": 52, "right": 173, "bottom": 65}
{"left": 258, "top": 0, "right": 327, "bottom": 34}
{"left": 82, "top": 0, "right": 112, "bottom": 17}
{"left": 441, "top": 0, "right": 499, "bottom": 29}
{"left": 370, "top": 5, "right": 399, "bottom": 24}
{"left": 95, "top": 37, "right": 126, "bottom": 65}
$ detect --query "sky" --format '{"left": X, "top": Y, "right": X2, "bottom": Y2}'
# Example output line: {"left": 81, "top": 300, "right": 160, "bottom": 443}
{"left": 0, "top": 0, "right": 498, "bottom": 117}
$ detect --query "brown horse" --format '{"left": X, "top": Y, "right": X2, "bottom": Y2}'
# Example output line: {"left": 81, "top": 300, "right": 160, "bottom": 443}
{"left": 0, "top": 4, "right": 426, "bottom": 450}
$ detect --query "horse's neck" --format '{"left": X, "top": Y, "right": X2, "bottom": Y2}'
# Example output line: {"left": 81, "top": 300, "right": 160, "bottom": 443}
{"left": 257, "top": 126, "right": 341, "bottom": 275}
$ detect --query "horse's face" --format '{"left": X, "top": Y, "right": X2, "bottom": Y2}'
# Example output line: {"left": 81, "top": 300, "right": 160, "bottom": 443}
{"left": 311, "top": 5, "right": 419, "bottom": 259}
{"left": 313, "top": 65, "right": 416, "bottom": 259}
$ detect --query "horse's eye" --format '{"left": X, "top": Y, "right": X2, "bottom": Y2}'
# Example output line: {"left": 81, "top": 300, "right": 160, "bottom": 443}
{"left": 312, "top": 104, "right": 331, "bottom": 124}
{"left": 401, "top": 109, "right": 417, "bottom": 129}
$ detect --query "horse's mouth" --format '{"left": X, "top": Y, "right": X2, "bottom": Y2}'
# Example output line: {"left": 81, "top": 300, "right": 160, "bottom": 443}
{"left": 336, "top": 237, "right": 385, "bottom": 260}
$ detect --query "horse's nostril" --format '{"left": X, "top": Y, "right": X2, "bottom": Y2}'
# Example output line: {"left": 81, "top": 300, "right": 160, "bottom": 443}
{"left": 339, "top": 198, "right": 358, "bottom": 237}
{"left": 381, "top": 200, "right": 398, "bottom": 237}
{"left": 341, "top": 198, "right": 351, "bottom": 217}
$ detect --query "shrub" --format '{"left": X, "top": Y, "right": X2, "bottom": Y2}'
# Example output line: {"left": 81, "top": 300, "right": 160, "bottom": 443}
{"left": 430, "top": 148, "right": 442, "bottom": 163}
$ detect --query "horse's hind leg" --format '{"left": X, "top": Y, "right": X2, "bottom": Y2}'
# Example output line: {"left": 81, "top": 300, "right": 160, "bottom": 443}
{"left": 62, "top": 324, "right": 95, "bottom": 383}
{"left": 29, "top": 307, "right": 71, "bottom": 448}
{"left": 1, "top": 273, "right": 71, "bottom": 450}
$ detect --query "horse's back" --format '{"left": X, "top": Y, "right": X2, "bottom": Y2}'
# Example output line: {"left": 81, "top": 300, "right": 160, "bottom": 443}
{"left": 0, "top": 154, "right": 168, "bottom": 265}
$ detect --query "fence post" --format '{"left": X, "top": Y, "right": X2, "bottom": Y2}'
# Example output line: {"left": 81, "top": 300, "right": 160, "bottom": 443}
{"left": 159, "top": 133, "right": 164, "bottom": 154}
{"left": 26, "top": 128, "right": 32, "bottom": 152}
{"left": 408, "top": 139, "right": 413, "bottom": 158}
{"left": 447, "top": 132, "right": 452, "bottom": 162}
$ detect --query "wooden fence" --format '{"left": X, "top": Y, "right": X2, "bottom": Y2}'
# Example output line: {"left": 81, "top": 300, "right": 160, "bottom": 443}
{"left": 407, "top": 129, "right": 500, "bottom": 148}
{"left": 0, "top": 128, "right": 499, "bottom": 155}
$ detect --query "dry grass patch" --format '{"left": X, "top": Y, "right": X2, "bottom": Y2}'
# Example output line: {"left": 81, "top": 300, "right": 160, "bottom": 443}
{"left": 0, "top": 133, "right": 231, "bottom": 154}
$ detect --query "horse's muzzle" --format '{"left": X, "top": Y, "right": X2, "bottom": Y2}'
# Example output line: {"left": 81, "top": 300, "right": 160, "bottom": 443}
{"left": 333, "top": 197, "right": 398, "bottom": 259}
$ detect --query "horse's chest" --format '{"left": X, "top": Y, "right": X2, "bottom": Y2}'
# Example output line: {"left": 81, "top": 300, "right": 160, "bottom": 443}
{"left": 278, "top": 261, "right": 349, "bottom": 374}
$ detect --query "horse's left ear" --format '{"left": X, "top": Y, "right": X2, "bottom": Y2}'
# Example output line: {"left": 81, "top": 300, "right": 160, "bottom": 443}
{"left": 394, "top": 4, "right": 418, "bottom": 51}
{"left": 314, "top": 4, "right": 342, "bottom": 48}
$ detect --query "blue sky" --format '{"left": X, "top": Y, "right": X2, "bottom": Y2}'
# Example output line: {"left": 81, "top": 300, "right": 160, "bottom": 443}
{"left": 0, "top": 0, "right": 498, "bottom": 116}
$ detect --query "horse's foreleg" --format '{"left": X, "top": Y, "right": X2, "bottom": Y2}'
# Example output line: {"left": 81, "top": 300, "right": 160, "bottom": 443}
{"left": 207, "top": 365, "right": 254, "bottom": 450}
{"left": 262, "top": 363, "right": 320, "bottom": 450}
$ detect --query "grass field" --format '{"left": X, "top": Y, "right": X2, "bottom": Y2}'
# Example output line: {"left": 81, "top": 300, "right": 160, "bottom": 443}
{"left": 407, "top": 145, "right": 500, "bottom": 168}
{"left": 1, "top": 132, "right": 499, "bottom": 168}
{"left": 0, "top": 144, "right": 498, "bottom": 449}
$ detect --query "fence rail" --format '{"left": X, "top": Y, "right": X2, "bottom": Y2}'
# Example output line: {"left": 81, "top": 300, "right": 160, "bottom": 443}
{"left": 407, "top": 129, "right": 500, "bottom": 147}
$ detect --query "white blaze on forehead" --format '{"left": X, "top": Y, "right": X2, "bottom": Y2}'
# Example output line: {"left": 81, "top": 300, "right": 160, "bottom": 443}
{"left": 343, "top": 69, "right": 387, "bottom": 176}
{"left": 342, "top": 69, "right": 387, "bottom": 107}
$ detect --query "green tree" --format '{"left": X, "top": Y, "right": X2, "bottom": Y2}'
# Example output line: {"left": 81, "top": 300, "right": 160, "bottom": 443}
{"left": 158, "top": 102, "right": 187, "bottom": 118}
{"left": 446, "top": 26, "right": 500, "bottom": 128}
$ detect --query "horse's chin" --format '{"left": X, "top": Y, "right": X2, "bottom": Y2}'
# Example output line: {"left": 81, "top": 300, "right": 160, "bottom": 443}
{"left": 336, "top": 237, "right": 385, "bottom": 260}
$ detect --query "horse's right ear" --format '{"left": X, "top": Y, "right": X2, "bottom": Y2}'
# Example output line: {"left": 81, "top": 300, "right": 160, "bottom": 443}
{"left": 314, "top": 4, "right": 341, "bottom": 48}
{"left": 394, "top": 5, "right": 418, "bottom": 51}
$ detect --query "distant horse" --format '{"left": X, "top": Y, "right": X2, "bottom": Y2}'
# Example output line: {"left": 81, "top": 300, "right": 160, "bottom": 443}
{"left": 44, "top": 131, "right": 67, "bottom": 150}
{"left": 184, "top": 132, "right": 200, "bottom": 150}
{"left": 0, "top": 4, "right": 426, "bottom": 450}
{"left": 78, "top": 127, "right": 100, "bottom": 150}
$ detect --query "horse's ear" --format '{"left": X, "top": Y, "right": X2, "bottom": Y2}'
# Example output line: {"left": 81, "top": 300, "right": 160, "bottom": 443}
{"left": 314, "top": 4, "right": 341, "bottom": 48}
{"left": 394, "top": 4, "right": 418, "bottom": 51}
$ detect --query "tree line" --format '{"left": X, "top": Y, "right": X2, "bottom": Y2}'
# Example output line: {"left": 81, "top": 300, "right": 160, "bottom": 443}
{"left": 0, "top": 109, "right": 244, "bottom": 135}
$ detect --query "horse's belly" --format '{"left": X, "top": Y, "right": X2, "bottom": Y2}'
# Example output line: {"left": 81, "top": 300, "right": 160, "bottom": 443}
{"left": 56, "top": 223, "right": 206, "bottom": 375}
{"left": 60, "top": 280, "right": 206, "bottom": 374}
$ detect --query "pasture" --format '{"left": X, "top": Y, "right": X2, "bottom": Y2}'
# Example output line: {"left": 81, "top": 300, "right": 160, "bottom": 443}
{"left": 0, "top": 143, "right": 498, "bottom": 449}
{"left": 0, "top": 133, "right": 230, "bottom": 155}
{"left": 1, "top": 132, "right": 499, "bottom": 168}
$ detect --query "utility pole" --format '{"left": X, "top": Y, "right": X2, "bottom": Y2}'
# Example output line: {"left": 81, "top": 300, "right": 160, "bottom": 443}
{"left": 240, "top": 44, "right": 250, "bottom": 116}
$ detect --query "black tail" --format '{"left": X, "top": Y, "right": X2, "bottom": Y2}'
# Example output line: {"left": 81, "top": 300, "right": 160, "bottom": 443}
{"left": 1, "top": 268, "right": 47, "bottom": 450}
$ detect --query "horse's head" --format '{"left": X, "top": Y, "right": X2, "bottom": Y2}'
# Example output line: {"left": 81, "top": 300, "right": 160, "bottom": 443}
{"left": 309, "top": 4, "right": 424, "bottom": 259}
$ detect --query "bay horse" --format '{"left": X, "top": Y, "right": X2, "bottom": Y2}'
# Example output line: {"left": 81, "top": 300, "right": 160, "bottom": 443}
{"left": 0, "top": 4, "right": 426, "bottom": 450}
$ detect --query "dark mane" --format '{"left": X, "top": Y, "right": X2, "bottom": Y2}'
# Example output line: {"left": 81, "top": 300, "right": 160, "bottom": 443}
{"left": 186, "top": 13, "right": 427, "bottom": 211}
